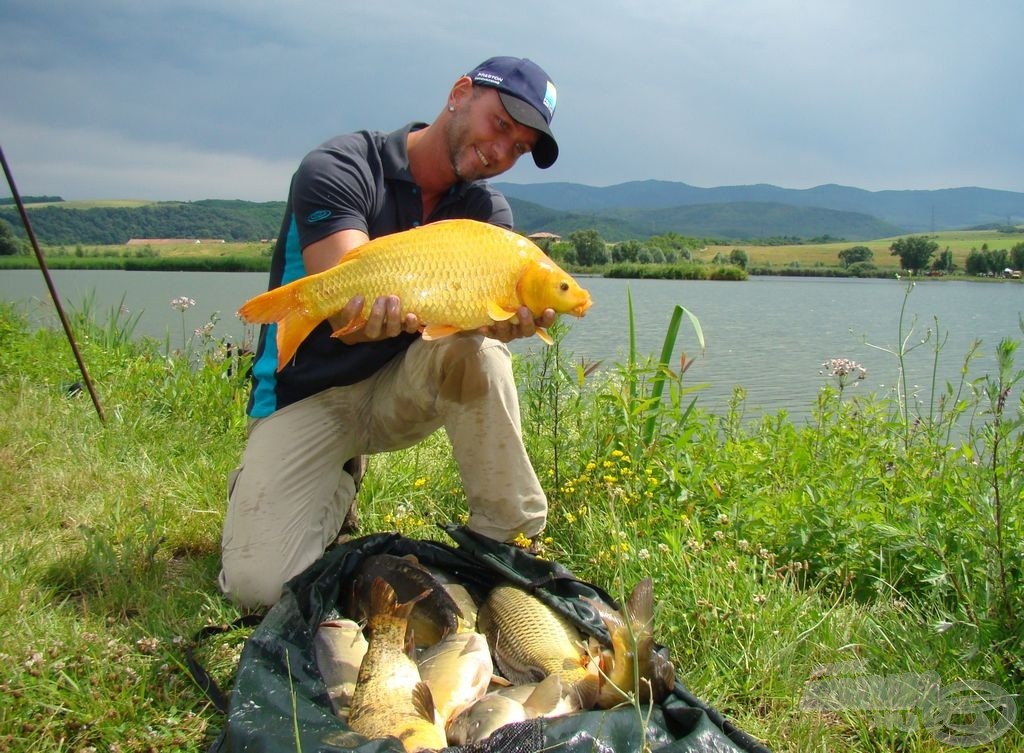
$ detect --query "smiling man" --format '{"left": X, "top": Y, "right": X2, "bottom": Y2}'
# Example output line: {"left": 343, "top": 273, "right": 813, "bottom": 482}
{"left": 220, "top": 57, "right": 561, "bottom": 609}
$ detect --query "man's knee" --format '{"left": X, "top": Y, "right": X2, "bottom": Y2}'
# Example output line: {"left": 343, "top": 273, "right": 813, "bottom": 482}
{"left": 218, "top": 556, "right": 288, "bottom": 609}
{"left": 437, "top": 336, "right": 512, "bottom": 404}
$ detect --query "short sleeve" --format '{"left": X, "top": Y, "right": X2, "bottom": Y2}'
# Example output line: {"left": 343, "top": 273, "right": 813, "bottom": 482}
{"left": 290, "top": 134, "right": 380, "bottom": 249}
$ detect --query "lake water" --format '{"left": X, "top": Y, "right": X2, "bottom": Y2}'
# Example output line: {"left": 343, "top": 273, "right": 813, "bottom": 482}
{"left": 2, "top": 269, "right": 1021, "bottom": 421}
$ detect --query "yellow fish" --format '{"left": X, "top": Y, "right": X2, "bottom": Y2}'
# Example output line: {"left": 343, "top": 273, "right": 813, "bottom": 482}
{"left": 238, "top": 219, "right": 592, "bottom": 371}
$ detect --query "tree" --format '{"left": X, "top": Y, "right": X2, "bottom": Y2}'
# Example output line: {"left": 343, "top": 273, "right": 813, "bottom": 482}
{"left": 0, "top": 219, "right": 25, "bottom": 256}
{"left": 838, "top": 245, "right": 873, "bottom": 267}
{"left": 931, "top": 248, "right": 955, "bottom": 273}
{"left": 728, "top": 248, "right": 748, "bottom": 269}
{"left": 568, "top": 229, "right": 608, "bottom": 266}
{"left": 611, "top": 239, "right": 642, "bottom": 263}
{"left": 890, "top": 236, "right": 938, "bottom": 273}
{"left": 1011, "top": 242, "right": 1024, "bottom": 271}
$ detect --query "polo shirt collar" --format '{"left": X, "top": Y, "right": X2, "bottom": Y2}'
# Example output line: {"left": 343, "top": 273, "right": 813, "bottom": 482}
{"left": 380, "top": 122, "right": 471, "bottom": 200}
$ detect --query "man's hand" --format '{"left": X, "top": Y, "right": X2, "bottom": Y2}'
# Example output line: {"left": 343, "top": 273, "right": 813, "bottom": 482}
{"left": 332, "top": 295, "right": 420, "bottom": 344}
{"left": 480, "top": 306, "right": 556, "bottom": 343}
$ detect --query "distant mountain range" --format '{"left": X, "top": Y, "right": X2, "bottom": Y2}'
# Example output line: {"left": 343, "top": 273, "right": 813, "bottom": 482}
{"left": 496, "top": 180, "right": 1024, "bottom": 241}
{"left": 4, "top": 182, "right": 1023, "bottom": 245}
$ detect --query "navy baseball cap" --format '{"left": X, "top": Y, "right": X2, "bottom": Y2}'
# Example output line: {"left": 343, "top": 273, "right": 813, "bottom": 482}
{"left": 466, "top": 57, "right": 559, "bottom": 169}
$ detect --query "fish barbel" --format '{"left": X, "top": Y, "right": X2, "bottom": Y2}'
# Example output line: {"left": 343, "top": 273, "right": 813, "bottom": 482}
{"left": 416, "top": 631, "right": 492, "bottom": 727}
{"left": 313, "top": 618, "right": 368, "bottom": 718}
{"left": 585, "top": 578, "right": 677, "bottom": 708}
{"left": 347, "top": 578, "right": 446, "bottom": 752}
{"left": 237, "top": 218, "right": 593, "bottom": 371}
{"left": 476, "top": 584, "right": 599, "bottom": 708}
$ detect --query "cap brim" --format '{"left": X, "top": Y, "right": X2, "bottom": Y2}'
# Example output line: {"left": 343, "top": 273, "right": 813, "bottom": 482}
{"left": 498, "top": 91, "right": 559, "bottom": 169}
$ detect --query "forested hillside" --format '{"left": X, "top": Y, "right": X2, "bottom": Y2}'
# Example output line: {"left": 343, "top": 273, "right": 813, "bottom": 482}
{"left": 0, "top": 200, "right": 286, "bottom": 245}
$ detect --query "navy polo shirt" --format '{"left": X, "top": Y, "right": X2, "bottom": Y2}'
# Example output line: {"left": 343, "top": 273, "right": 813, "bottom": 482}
{"left": 246, "top": 123, "right": 513, "bottom": 418}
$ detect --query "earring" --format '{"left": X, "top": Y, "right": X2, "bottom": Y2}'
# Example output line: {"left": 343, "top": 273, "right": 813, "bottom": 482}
{"left": 448, "top": 105, "right": 455, "bottom": 112}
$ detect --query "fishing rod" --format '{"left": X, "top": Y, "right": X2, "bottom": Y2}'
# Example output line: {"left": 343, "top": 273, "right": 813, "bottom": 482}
{"left": 0, "top": 145, "right": 106, "bottom": 423}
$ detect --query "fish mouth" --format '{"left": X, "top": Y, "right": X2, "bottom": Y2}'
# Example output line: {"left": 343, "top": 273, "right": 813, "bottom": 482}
{"left": 571, "top": 299, "right": 593, "bottom": 317}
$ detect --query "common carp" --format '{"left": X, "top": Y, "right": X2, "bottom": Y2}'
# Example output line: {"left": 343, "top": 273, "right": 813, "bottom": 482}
{"left": 313, "top": 618, "right": 368, "bottom": 718}
{"left": 476, "top": 584, "right": 600, "bottom": 708}
{"left": 416, "top": 631, "right": 492, "bottom": 727}
{"left": 347, "top": 554, "right": 463, "bottom": 648}
{"left": 347, "top": 578, "right": 446, "bottom": 752}
{"left": 445, "top": 675, "right": 567, "bottom": 745}
{"left": 238, "top": 218, "right": 593, "bottom": 371}
{"left": 585, "top": 578, "right": 677, "bottom": 708}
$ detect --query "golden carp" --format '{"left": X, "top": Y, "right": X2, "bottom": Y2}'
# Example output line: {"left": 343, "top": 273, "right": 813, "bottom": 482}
{"left": 347, "top": 578, "right": 446, "bottom": 752}
{"left": 476, "top": 584, "right": 599, "bottom": 708}
{"left": 416, "top": 631, "right": 492, "bottom": 727}
{"left": 238, "top": 218, "right": 593, "bottom": 371}
{"left": 313, "top": 618, "right": 368, "bottom": 718}
{"left": 585, "top": 578, "right": 677, "bottom": 708}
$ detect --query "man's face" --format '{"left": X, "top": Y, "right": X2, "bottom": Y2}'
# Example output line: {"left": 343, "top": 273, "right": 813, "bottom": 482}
{"left": 446, "top": 87, "right": 540, "bottom": 182}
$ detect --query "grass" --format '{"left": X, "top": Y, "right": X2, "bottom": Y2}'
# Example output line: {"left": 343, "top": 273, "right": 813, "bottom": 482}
{"left": 0, "top": 291, "right": 1021, "bottom": 752}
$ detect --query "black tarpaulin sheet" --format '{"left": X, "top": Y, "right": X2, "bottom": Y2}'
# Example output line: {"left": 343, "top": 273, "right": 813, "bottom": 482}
{"left": 206, "top": 526, "right": 771, "bottom": 753}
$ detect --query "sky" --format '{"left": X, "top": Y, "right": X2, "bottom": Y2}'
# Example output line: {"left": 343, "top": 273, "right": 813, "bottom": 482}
{"left": 2, "top": 0, "right": 1022, "bottom": 202}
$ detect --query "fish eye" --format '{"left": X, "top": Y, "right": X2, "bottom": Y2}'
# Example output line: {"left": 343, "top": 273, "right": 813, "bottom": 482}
{"left": 559, "top": 281, "right": 570, "bottom": 291}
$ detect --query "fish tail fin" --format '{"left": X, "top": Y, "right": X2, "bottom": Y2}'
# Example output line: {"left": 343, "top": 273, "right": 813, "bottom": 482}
{"left": 368, "top": 577, "right": 432, "bottom": 624}
{"left": 238, "top": 282, "right": 322, "bottom": 371}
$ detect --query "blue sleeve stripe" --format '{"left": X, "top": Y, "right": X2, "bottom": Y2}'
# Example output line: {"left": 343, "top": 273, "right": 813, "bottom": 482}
{"left": 248, "top": 218, "right": 306, "bottom": 418}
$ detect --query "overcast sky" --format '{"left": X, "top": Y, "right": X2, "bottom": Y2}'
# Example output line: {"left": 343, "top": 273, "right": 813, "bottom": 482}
{"left": 2, "top": 0, "right": 1022, "bottom": 201}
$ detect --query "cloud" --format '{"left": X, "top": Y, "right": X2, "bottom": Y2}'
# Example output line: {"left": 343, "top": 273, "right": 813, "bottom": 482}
{"left": 2, "top": 117, "right": 294, "bottom": 201}
{"left": 2, "top": 0, "right": 1022, "bottom": 198}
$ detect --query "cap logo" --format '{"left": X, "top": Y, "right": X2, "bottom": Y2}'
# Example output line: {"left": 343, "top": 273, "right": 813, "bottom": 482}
{"left": 543, "top": 81, "right": 557, "bottom": 117}
{"left": 474, "top": 71, "right": 504, "bottom": 86}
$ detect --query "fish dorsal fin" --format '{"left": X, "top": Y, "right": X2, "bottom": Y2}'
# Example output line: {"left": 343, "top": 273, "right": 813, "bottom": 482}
{"left": 421, "top": 324, "right": 460, "bottom": 341}
{"left": 626, "top": 578, "right": 654, "bottom": 629}
{"left": 411, "top": 681, "right": 437, "bottom": 722}
{"left": 487, "top": 300, "right": 517, "bottom": 321}
{"left": 535, "top": 327, "right": 554, "bottom": 345}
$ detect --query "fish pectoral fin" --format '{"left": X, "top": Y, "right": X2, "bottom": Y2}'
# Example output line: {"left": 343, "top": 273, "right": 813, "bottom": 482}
{"left": 487, "top": 300, "right": 517, "bottom": 321}
{"left": 411, "top": 681, "right": 437, "bottom": 722}
{"left": 421, "top": 324, "right": 460, "bottom": 340}
{"left": 330, "top": 315, "right": 368, "bottom": 339}
{"left": 536, "top": 327, "right": 554, "bottom": 345}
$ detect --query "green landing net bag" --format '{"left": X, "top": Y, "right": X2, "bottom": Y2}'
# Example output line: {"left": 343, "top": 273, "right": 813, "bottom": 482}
{"left": 205, "top": 526, "right": 771, "bottom": 753}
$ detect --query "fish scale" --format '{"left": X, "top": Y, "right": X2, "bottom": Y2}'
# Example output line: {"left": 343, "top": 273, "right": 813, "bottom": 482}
{"left": 298, "top": 223, "right": 531, "bottom": 326}
{"left": 238, "top": 218, "right": 592, "bottom": 371}
{"left": 476, "top": 584, "right": 600, "bottom": 708}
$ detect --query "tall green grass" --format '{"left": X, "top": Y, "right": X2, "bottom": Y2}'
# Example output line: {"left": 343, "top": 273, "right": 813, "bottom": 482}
{"left": 0, "top": 290, "right": 1020, "bottom": 752}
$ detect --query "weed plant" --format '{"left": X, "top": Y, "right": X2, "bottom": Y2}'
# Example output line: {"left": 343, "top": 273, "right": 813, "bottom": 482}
{"left": 0, "top": 285, "right": 1020, "bottom": 751}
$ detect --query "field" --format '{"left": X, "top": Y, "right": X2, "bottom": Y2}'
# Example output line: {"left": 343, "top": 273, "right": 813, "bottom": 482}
{"left": 702, "top": 229, "right": 1024, "bottom": 270}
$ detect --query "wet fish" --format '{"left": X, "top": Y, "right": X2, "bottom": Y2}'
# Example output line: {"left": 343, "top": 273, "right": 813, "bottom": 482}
{"left": 476, "top": 584, "right": 600, "bottom": 708}
{"left": 421, "top": 565, "right": 480, "bottom": 630}
{"left": 585, "top": 578, "right": 677, "bottom": 708}
{"left": 238, "top": 218, "right": 593, "bottom": 370}
{"left": 416, "top": 631, "right": 492, "bottom": 726}
{"left": 313, "top": 618, "right": 368, "bottom": 718}
{"left": 347, "top": 578, "right": 446, "bottom": 752}
{"left": 348, "top": 554, "right": 462, "bottom": 647}
{"left": 446, "top": 675, "right": 567, "bottom": 745}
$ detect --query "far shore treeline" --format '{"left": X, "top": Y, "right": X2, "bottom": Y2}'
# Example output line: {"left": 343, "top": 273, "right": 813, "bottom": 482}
{"left": 2, "top": 195, "right": 1023, "bottom": 280}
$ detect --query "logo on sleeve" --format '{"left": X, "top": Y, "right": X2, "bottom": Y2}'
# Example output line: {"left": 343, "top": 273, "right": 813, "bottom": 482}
{"left": 307, "top": 209, "right": 332, "bottom": 223}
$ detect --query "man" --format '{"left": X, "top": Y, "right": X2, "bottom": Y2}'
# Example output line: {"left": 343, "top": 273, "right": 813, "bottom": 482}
{"left": 220, "top": 57, "right": 560, "bottom": 608}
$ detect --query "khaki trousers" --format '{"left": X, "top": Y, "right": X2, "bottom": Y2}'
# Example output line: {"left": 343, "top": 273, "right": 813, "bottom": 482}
{"left": 219, "top": 334, "right": 547, "bottom": 608}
